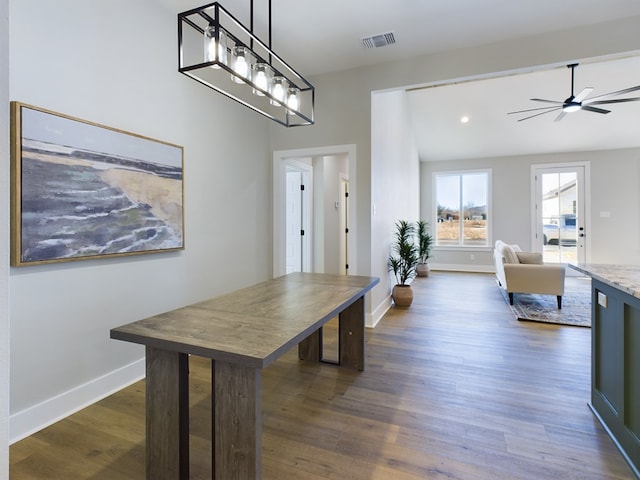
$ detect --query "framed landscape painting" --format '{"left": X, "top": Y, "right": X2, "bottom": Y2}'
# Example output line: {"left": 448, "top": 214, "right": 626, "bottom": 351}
{"left": 10, "top": 102, "right": 184, "bottom": 266}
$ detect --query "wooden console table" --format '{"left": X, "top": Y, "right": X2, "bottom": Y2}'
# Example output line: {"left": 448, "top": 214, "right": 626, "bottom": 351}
{"left": 110, "top": 272, "right": 379, "bottom": 480}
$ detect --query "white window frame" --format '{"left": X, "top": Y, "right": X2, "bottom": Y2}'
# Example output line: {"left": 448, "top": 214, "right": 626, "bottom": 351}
{"left": 432, "top": 169, "right": 492, "bottom": 249}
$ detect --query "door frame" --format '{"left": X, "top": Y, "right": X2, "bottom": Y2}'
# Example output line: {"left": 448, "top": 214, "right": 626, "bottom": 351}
{"left": 530, "top": 161, "right": 591, "bottom": 265}
{"left": 273, "top": 144, "right": 357, "bottom": 278}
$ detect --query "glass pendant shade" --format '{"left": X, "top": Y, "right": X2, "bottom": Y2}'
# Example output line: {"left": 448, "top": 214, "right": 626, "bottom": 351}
{"left": 270, "top": 76, "right": 288, "bottom": 105}
{"left": 204, "top": 25, "right": 227, "bottom": 67}
{"left": 252, "top": 63, "right": 273, "bottom": 96}
{"left": 286, "top": 87, "right": 300, "bottom": 111}
{"left": 231, "top": 46, "right": 252, "bottom": 83}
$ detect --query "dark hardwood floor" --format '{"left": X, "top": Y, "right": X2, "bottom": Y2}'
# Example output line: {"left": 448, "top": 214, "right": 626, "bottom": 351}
{"left": 10, "top": 272, "right": 635, "bottom": 479}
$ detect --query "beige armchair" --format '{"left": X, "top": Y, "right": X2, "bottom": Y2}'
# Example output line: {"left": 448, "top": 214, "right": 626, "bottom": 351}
{"left": 494, "top": 240, "right": 566, "bottom": 308}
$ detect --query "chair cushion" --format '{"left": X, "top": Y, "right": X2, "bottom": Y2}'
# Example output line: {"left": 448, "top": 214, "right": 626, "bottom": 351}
{"left": 501, "top": 243, "right": 520, "bottom": 264}
{"left": 516, "top": 251, "right": 543, "bottom": 264}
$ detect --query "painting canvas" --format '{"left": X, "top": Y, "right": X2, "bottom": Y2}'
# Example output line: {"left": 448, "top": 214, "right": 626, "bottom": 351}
{"left": 10, "top": 102, "right": 184, "bottom": 266}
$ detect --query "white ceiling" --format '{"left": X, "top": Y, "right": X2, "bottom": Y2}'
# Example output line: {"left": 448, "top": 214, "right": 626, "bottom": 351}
{"left": 166, "top": 0, "right": 640, "bottom": 160}
{"left": 407, "top": 56, "right": 640, "bottom": 161}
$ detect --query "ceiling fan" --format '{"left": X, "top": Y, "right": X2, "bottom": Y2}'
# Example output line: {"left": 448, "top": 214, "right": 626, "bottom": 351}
{"left": 508, "top": 63, "right": 640, "bottom": 122}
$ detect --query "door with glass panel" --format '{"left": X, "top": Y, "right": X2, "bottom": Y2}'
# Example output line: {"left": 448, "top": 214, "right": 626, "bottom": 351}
{"left": 534, "top": 165, "right": 586, "bottom": 265}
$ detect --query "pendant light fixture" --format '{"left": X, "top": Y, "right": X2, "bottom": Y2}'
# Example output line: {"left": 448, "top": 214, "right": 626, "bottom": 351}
{"left": 178, "top": 1, "right": 315, "bottom": 127}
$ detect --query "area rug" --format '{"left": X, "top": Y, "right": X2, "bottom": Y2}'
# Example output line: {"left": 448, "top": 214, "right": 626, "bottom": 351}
{"left": 498, "top": 276, "right": 592, "bottom": 327}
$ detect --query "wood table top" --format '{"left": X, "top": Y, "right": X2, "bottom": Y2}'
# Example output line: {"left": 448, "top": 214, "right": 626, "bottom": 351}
{"left": 110, "top": 272, "right": 379, "bottom": 368}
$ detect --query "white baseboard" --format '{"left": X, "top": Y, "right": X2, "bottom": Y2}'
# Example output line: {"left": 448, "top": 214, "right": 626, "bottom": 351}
{"left": 368, "top": 295, "right": 392, "bottom": 328}
{"left": 430, "top": 263, "right": 494, "bottom": 273}
{"left": 10, "top": 358, "right": 144, "bottom": 444}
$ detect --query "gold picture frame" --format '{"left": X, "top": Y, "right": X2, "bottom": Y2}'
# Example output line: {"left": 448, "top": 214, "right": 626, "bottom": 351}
{"left": 10, "top": 102, "right": 184, "bottom": 266}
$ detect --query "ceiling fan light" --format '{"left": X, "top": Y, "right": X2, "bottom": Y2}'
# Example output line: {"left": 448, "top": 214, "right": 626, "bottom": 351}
{"left": 563, "top": 103, "right": 582, "bottom": 113}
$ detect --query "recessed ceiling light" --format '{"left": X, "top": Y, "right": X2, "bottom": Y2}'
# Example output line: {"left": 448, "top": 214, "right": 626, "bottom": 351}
{"left": 460, "top": 115, "right": 470, "bottom": 124}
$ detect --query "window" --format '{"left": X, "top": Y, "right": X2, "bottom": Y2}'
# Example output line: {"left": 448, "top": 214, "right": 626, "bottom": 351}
{"left": 434, "top": 170, "right": 490, "bottom": 247}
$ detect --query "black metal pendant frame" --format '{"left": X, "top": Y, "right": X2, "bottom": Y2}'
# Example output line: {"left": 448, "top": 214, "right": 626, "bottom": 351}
{"left": 178, "top": 2, "right": 315, "bottom": 127}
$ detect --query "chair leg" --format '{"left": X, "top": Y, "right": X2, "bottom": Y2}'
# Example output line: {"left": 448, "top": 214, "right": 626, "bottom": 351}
{"left": 509, "top": 292, "right": 514, "bottom": 305}
{"left": 557, "top": 295, "right": 562, "bottom": 309}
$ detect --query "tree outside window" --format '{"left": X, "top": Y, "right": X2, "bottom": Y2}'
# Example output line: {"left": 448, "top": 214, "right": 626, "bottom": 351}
{"left": 434, "top": 171, "right": 489, "bottom": 246}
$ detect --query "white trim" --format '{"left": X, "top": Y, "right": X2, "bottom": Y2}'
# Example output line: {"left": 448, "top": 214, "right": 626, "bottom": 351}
{"left": 369, "top": 294, "right": 392, "bottom": 328}
{"left": 429, "top": 263, "right": 495, "bottom": 273}
{"left": 10, "top": 358, "right": 145, "bottom": 444}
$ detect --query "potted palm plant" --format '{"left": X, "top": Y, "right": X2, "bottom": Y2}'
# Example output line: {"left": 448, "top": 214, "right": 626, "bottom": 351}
{"left": 416, "top": 220, "right": 433, "bottom": 277}
{"left": 387, "top": 220, "right": 418, "bottom": 307}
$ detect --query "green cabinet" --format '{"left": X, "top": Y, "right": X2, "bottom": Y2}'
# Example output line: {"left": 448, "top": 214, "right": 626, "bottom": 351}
{"left": 591, "top": 279, "right": 640, "bottom": 478}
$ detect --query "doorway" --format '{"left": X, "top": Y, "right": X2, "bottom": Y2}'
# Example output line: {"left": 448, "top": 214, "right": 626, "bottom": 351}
{"left": 273, "top": 144, "right": 357, "bottom": 278}
{"left": 532, "top": 163, "right": 589, "bottom": 265}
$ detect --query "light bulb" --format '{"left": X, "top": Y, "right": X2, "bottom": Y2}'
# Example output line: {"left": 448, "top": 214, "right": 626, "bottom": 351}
{"left": 231, "top": 46, "right": 251, "bottom": 83}
{"left": 252, "top": 63, "right": 273, "bottom": 96}
{"left": 287, "top": 87, "right": 300, "bottom": 112}
{"left": 270, "top": 76, "right": 288, "bottom": 106}
{"left": 204, "top": 25, "right": 227, "bottom": 67}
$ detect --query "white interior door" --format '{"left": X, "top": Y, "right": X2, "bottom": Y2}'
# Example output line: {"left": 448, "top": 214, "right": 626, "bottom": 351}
{"left": 284, "top": 163, "right": 313, "bottom": 274}
{"left": 533, "top": 164, "right": 587, "bottom": 265}
{"left": 285, "top": 169, "right": 303, "bottom": 273}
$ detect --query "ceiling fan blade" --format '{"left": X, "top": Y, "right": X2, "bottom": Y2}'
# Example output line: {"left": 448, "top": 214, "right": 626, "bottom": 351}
{"left": 573, "top": 87, "right": 594, "bottom": 103}
{"left": 584, "top": 85, "right": 640, "bottom": 102}
{"left": 587, "top": 97, "right": 640, "bottom": 106}
{"left": 554, "top": 111, "right": 567, "bottom": 122}
{"left": 517, "top": 107, "right": 562, "bottom": 122}
{"left": 507, "top": 105, "right": 561, "bottom": 115}
{"left": 530, "top": 98, "right": 564, "bottom": 105}
{"left": 582, "top": 105, "right": 611, "bottom": 114}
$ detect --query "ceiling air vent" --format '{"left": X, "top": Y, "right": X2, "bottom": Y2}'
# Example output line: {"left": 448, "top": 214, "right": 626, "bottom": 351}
{"left": 362, "top": 31, "right": 396, "bottom": 49}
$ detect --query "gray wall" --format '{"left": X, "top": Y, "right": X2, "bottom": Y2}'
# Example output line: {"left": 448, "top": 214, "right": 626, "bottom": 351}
{"left": 1, "top": 0, "right": 9, "bottom": 474}
{"left": 9, "top": 0, "right": 272, "bottom": 441}
{"left": 421, "top": 148, "right": 640, "bottom": 269}
{"left": 370, "top": 90, "right": 420, "bottom": 321}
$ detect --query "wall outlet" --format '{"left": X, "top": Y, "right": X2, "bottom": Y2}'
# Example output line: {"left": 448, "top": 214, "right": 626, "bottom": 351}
{"left": 470, "top": 254, "right": 475, "bottom": 261}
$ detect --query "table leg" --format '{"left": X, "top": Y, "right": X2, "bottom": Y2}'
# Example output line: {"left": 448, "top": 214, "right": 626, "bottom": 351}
{"left": 212, "top": 360, "right": 262, "bottom": 479}
{"left": 145, "top": 347, "right": 189, "bottom": 480}
{"left": 298, "top": 329, "right": 321, "bottom": 362}
{"left": 339, "top": 295, "right": 365, "bottom": 370}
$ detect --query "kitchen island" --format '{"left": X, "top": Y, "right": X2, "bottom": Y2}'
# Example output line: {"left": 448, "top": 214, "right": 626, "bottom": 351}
{"left": 570, "top": 263, "right": 640, "bottom": 479}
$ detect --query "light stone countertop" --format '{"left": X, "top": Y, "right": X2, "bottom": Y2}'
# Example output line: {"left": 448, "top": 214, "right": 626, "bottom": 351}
{"left": 570, "top": 263, "right": 640, "bottom": 299}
